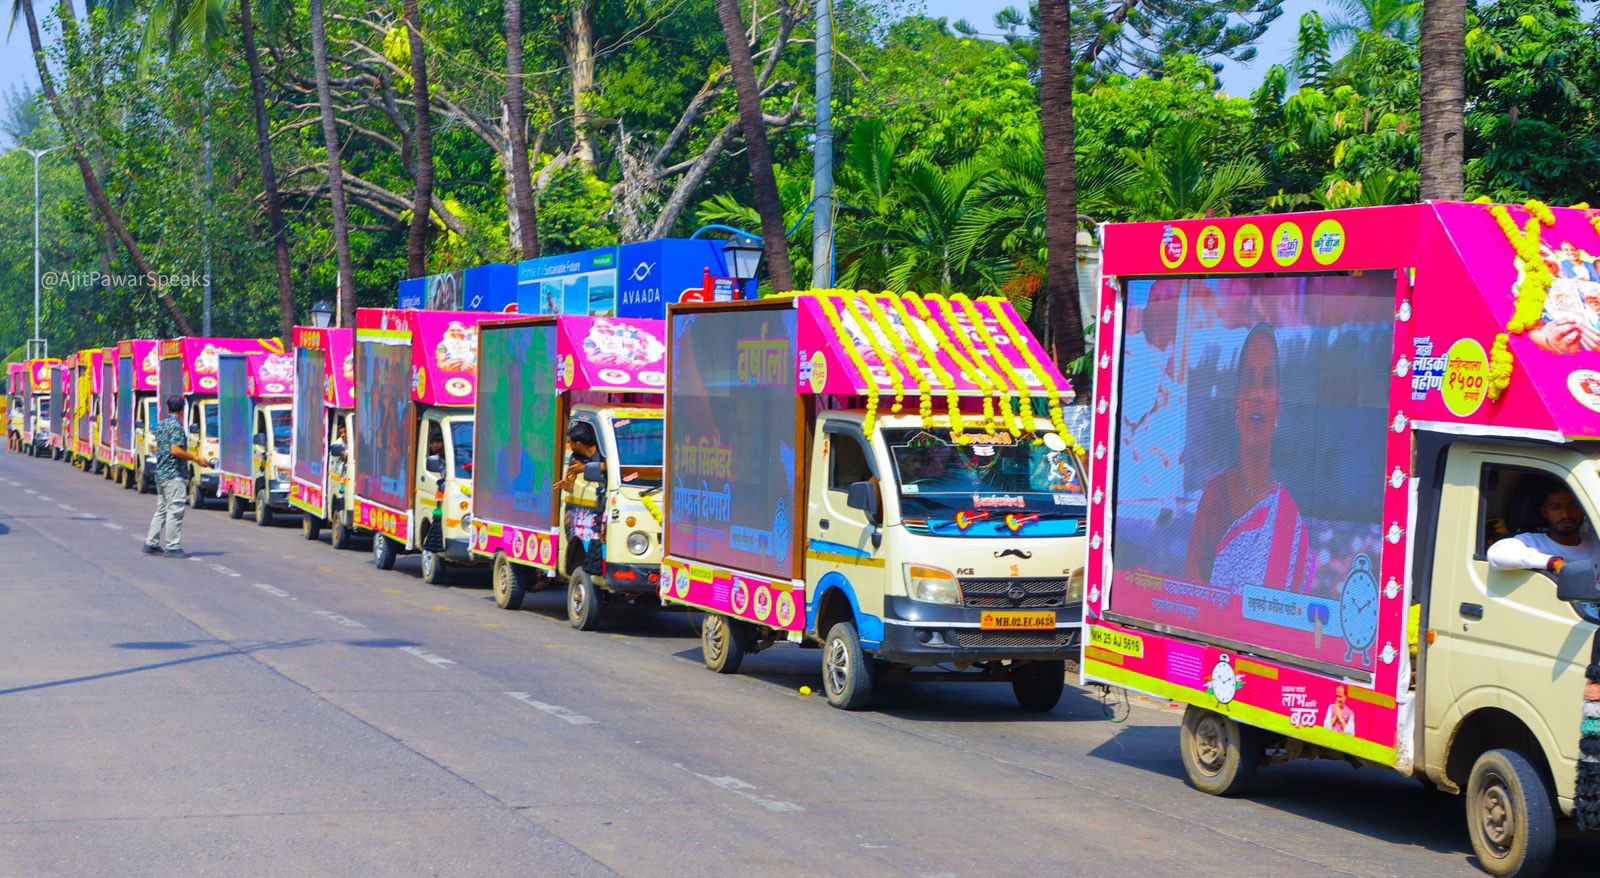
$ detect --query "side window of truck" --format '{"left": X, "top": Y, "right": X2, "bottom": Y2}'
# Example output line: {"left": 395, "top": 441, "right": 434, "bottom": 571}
{"left": 1475, "top": 464, "right": 1575, "bottom": 560}
{"left": 826, "top": 430, "right": 873, "bottom": 493}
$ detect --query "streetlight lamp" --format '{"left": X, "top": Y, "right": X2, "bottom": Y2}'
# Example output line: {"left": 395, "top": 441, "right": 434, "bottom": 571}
{"left": 310, "top": 300, "right": 335, "bottom": 329}
{"left": 722, "top": 233, "right": 764, "bottom": 284}
{"left": 25, "top": 144, "right": 66, "bottom": 360}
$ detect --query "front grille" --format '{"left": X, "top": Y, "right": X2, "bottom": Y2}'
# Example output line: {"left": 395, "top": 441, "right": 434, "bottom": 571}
{"left": 951, "top": 629, "right": 1076, "bottom": 648}
{"left": 961, "top": 577, "right": 1068, "bottom": 609}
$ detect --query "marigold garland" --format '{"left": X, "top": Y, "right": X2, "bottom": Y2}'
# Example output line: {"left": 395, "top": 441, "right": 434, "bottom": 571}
{"left": 856, "top": 292, "right": 912, "bottom": 414}
{"left": 952, "top": 293, "right": 1032, "bottom": 438}
{"left": 1484, "top": 200, "right": 1557, "bottom": 401}
{"left": 1488, "top": 333, "right": 1514, "bottom": 402}
{"left": 906, "top": 292, "right": 1002, "bottom": 434}
{"left": 836, "top": 290, "right": 906, "bottom": 416}
{"left": 981, "top": 296, "right": 1075, "bottom": 447}
{"left": 813, "top": 291, "right": 882, "bottom": 434}
{"left": 860, "top": 292, "right": 928, "bottom": 422}
{"left": 641, "top": 492, "right": 664, "bottom": 524}
{"left": 931, "top": 293, "right": 1022, "bottom": 437}
{"left": 887, "top": 294, "right": 966, "bottom": 438}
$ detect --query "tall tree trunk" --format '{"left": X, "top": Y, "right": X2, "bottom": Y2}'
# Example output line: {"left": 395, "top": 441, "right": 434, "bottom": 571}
{"left": 310, "top": 0, "right": 359, "bottom": 325}
{"left": 1419, "top": 0, "right": 1465, "bottom": 201}
{"left": 404, "top": 0, "right": 437, "bottom": 277}
{"left": 504, "top": 0, "right": 540, "bottom": 260}
{"left": 240, "top": 0, "right": 298, "bottom": 341}
{"left": 565, "top": 0, "right": 598, "bottom": 172}
{"left": 24, "top": 0, "right": 195, "bottom": 335}
{"left": 714, "top": 0, "right": 795, "bottom": 292}
{"left": 1038, "top": 0, "right": 1082, "bottom": 376}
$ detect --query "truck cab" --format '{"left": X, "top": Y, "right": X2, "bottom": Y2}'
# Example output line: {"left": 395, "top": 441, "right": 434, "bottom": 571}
{"left": 413, "top": 410, "right": 482, "bottom": 584}
{"left": 248, "top": 402, "right": 294, "bottom": 524}
{"left": 133, "top": 396, "right": 160, "bottom": 492}
{"left": 186, "top": 398, "right": 220, "bottom": 507}
{"left": 323, "top": 410, "right": 356, "bottom": 547}
{"left": 554, "top": 405, "right": 665, "bottom": 629}
{"left": 27, "top": 395, "right": 51, "bottom": 455}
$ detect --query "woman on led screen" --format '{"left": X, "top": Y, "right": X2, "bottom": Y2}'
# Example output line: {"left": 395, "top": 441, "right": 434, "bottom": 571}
{"left": 1184, "top": 324, "right": 1313, "bottom": 593}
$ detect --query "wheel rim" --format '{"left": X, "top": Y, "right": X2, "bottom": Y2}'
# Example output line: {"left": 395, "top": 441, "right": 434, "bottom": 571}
{"left": 569, "top": 577, "right": 586, "bottom": 618}
{"left": 1192, "top": 714, "right": 1228, "bottom": 777}
{"left": 373, "top": 539, "right": 385, "bottom": 564}
{"left": 703, "top": 616, "right": 726, "bottom": 664}
{"left": 1476, "top": 770, "right": 1516, "bottom": 859}
{"left": 423, "top": 551, "right": 435, "bottom": 578}
{"left": 494, "top": 560, "right": 509, "bottom": 601}
{"left": 825, "top": 637, "right": 850, "bottom": 695}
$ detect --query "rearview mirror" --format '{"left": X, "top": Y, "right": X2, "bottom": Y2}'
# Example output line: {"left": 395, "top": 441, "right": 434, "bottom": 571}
{"left": 425, "top": 454, "right": 445, "bottom": 474}
{"left": 846, "top": 480, "right": 880, "bottom": 521}
{"left": 253, "top": 431, "right": 268, "bottom": 448}
{"left": 188, "top": 425, "right": 200, "bottom": 436}
{"left": 584, "top": 461, "right": 604, "bottom": 484}
{"left": 328, "top": 442, "right": 346, "bottom": 457}
{"left": 1555, "top": 559, "right": 1600, "bottom": 603}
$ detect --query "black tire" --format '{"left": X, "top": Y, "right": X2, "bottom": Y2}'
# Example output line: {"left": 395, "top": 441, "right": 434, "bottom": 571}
{"left": 122, "top": 468, "right": 135, "bottom": 490}
{"left": 420, "top": 547, "right": 448, "bottom": 585}
{"left": 1179, "top": 706, "right": 1264, "bottom": 796}
{"left": 254, "top": 490, "right": 273, "bottom": 527}
{"left": 302, "top": 514, "right": 322, "bottom": 541}
{"left": 567, "top": 569, "right": 602, "bottom": 630}
{"left": 492, "top": 553, "right": 527, "bottom": 610}
{"left": 188, "top": 478, "right": 205, "bottom": 510}
{"left": 1466, "top": 749, "right": 1558, "bottom": 878}
{"left": 227, "top": 493, "right": 246, "bottom": 520}
{"left": 822, "top": 621, "right": 875, "bottom": 710}
{"left": 701, "top": 614, "right": 748, "bottom": 674}
{"left": 372, "top": 534, "right": 398, "bottom": 571}
{"left": 331, "top": 514, "right": 353, "bottom": 550}
{"left": 1011, "top": 660, "right": 1066, "bottom": 711}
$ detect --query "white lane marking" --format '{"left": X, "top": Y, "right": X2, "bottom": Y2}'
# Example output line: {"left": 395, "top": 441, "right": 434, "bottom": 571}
{"left": 37, "top": 495, "right": 52, "bottom": 501}
{"left": 313, "top": 610, "right": 366, "bottom": 629}
{"left": 70, "top": 514, "right": 102, "bottom": 521}
{"left": 23, "top": 488, "right": 36, "bottom": 495}
{"left": 209, "top": 564, "right": 241, "bottom": 578}
{"left": 57, "top": 503, "right": 74, "bottom": 511}
{"left": 673, "top": 763, "right": 804, "bottom": 812}
{"left": 100, "top": 522, "right": 123, "bottom": 530}
{"left": 251, "top": 582, "right": 295, "bottom": 599}
{"left": 399, "top": 646, "right": 455, "bottom": 667}
{"left": 504, "top": 691, "right": 598, "bottom": 725}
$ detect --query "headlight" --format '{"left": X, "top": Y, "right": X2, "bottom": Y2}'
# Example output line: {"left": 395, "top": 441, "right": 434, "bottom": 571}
{"left": 1067, "top": 569, "right": 1085, "bottom": 603}
{"left": 208, "top": 458, "right": 219, "bottom": 468}
{"left": 904, "top": 564, "right": 962, "bottom": 605}
{"left": 461, "top": 512, "right": 472, "bottom": 529}
{"left": 627, "top": 531, "right": 650, "bottom": 556}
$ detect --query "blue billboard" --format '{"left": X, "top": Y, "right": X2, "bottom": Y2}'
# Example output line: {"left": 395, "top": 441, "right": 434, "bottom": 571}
{"left": 398, "top": 264, "right": 518, "bottom": 312}
{"left": 515, "top": 239, "right": 756, "bottom": 321}
{"left": 516, "top": 248, "right": 620, "bottom": 316}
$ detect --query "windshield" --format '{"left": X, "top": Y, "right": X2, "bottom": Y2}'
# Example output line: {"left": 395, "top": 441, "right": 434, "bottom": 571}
{"left": 35, "top": 399, "right": 50, "bottom": 417}
{"left": 201, "top": 401, "right": 218, "bottom": 437}
{"left": 143, "top": 399, "right": 157, "bottom": 428}
{"left": 270, "top": 410, "right": 292, "bottom": 454}
{"left": 448, "top": 419, "right": 473, "bottom": 479}
{"left": 884, "top": 427, "right": 1086, "bottom": 538}
{"left": 610, "top": 414, "right": 664, "bottom": 489}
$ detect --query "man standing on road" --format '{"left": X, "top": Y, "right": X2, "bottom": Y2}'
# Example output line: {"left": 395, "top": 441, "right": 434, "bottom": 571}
{"left": 144, "top": 395, "right": 201, "bottom": 559}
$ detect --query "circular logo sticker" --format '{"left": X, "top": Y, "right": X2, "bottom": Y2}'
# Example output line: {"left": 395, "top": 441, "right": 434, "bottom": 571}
{"left": 1197, "top": 225, "right": 1225, "bottom": 269}
{"left": 1442, "top": 338, "right": 1490, "bottom": 417}
{"left": 266, "top": 382, "right": 287, "bottom": 394}
{"left": 1569, "top": 370, "right": 1600, "bottom": 413}
{"left": 559, "top": 354, "right": 575, "bottom": 389}
{"left": 512, "top": 531, "right": 526, "bottom": 558}
{"left": 1234, "top": 224, "right": 1265, "bottom": 268}
{"left": 730, "top": 579, "right": 750, "bottom": 615}
{"left": 1311, "top": 219, "right": 1347, "bottom": 265}
{"left": 674, "top": 567, "right": 691, "bottom": 598}
{"left": 598, "top": 368, "right": 630, "bottom": 386}
{"left": 444, "top": 376, "right": 472, "bottom": 398}
{"left": 775, "top": 591, "right": 796, "bottom": 628}
{"left": 1159, "top": 225, "right": 1188, "bottom": 269}
{"left": 639, "top": 371, "right": 665, "bottom": 387}
{"left": 808, "top": 352, "right": 828, "bottom": 394}
{"left": 1271, "top": 222, "right": 1304, "bottom": 267}
{"left": 199, "top": 376, "right": 218, "bottom": 390}
{"left": 538, "top": 535, "right": 553, "bottom": 565}
{"left": 753, "top": 586, "right": 773, "bottom": 622}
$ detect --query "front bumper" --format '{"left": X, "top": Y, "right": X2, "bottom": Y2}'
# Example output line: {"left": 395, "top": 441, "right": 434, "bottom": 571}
{"left": 268, "top": 481, "right": 291, "bottom": 508}
{"left": 200, "top": 473, "right": 218, "bottom": 493}
{"left": 875, "top": 596, "right": 1083, "bottom": 666}
{"left": 600, "top": 562, "right": 661, "bottom": 596}
{"left": 442, "top": 537, "right": 482, "bottom": 565}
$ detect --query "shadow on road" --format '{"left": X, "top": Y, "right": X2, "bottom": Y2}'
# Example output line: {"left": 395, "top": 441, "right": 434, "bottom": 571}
{"left": 0, "top": 637, "right": 321, "bottom": 696}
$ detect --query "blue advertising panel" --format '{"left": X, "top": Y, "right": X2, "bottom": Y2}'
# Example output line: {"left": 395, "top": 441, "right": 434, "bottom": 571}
{"left": 515, "top": 248, "right": 620, "bottom": 317}
{"left": 616, "top": 239, "right": 753, "bottom": 319}
{"left": 463, "top": 264, "right": 518, "bottom": 313}
{"left": 398, "top": 277, "right": 427, "bottom": 310}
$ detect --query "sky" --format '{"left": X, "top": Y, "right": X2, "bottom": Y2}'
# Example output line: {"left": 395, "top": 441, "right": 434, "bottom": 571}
{"left": 0, "top": 0, "right": 1316, "bottom": 145}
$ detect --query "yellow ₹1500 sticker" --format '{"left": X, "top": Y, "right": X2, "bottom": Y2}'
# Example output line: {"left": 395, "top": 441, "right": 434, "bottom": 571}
{"left": 1090, "top": 626, "right": 1145, "bottom": 659}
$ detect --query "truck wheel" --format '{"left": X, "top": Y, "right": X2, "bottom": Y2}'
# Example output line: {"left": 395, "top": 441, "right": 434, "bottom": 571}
{"left": 701, "top": 614, "right": 748, "bottom": 674}
{"left": 331, "top": 515, "right": 353, "bottom": 550}
{"left": 420, "top": 548, "right": 448, "bottom": 585}
{"left": 122, "top": 469, "right": 135, "bottom": 490}
{"left": 302, "top": 514, "right": 322, "bottom": 541}
{"left": 492, "top": 553, "right": 526, "bottom": 610}
{"left": 1466, "top": 749, "right": 1557, "bottom": 878}
{"left": 822, "top": 621, "right": 875, "bottom": 710}
{"left": 567, "top": 569, "right": 602, "bottom": 630}
{"left": 372, "top": 535, "right": 398, "bottom": 571}
{"left": 1179, "top": 706, "right": 1263, "bottom": 796}
{"left": 1011, "top": 660, "right": 1066, "bottom": 711}
{"left": 188, "top": 479, "right": 204, "bottom": 510}
{"left": 254, "top": 492, "right": 273, "bottom": 527}
{"left": 227, "top": 493, "right": 246, "bottom": 520}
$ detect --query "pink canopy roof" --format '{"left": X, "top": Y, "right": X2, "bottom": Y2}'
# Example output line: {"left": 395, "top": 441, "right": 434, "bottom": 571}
{"left": 246, "top": 351, "right": 296, "bottom": 399}
{"left": 160, "top": 337, "right": 284, "bottom": 395}
{"left": 115, "top": 340, "right": 159, "bottom": 393}
{"left": 556, "top": 317, "right": 667, "bottom": 394}
{"left": 293, "top": 326, "right": 355, "bottom": 409}
{"left": 356, "top": 308, "right": 493, "bottom": 406}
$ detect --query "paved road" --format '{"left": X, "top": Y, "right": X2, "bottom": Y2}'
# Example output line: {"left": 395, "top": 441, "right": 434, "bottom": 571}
{"left": 2, "top": 452, "right": 1598, "bottom": 877}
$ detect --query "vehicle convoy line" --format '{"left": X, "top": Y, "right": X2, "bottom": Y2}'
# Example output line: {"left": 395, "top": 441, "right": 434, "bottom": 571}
{"left": 3, "top": 451, "right": 1558, "bottom": 877}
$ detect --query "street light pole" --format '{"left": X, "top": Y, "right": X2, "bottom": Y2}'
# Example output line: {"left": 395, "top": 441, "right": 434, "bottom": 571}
{"left": 27, "top": 145, "right": 67, "bottom": 358}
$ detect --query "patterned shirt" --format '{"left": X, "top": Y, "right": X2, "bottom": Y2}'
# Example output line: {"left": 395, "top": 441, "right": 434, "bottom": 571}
{"left": 152, "top": 415, "right": 188, "bottom": 482}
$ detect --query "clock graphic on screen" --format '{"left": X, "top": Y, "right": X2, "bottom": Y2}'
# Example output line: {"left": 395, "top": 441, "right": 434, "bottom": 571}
{"left": 1339, "top": 553, "right": 1380, "bottom": 667}
{"left": 1206, "top": 655, "right": 1242, "bottom": 705}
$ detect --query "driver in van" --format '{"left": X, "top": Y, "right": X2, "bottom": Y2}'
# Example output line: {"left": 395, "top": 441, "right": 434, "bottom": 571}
{"left": 1486, "top": 482, "right": 1600, "bottom": 574}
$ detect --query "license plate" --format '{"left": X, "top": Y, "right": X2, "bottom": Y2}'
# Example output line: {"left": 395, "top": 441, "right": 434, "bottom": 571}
{"left": 980, "top": 611, "right": 1056, "bottom": 631}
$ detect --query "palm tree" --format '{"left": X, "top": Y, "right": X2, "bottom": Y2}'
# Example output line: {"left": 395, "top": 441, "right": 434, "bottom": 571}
{"left": 1420, "top": 0, "right": 1465, "bottom": 200}
{"left": 143, "top": 0, "right": 299, "bottom": 341}
{"left": 503, "top": 0, "right": 539, "bottom": 260}
{"left": 309, "top": 0, "right": 358, "bottom": 325}
{"left": 1118, "top": 120, "right": 1267, "bottom": 219}
{"left": 403, "top": 0, "right": 436, "bottom": 277}
{"left": 12, "top": 0, "right": 195, "bottom": 334}
{"left": 1037, "top": 0, "right": 1078, "bottom": 372}
{"left": 1325, "top": 0, "right": 1422, "bottom": 48}
{"left": 714, "top": 0, "right": 794, "bottom": 292}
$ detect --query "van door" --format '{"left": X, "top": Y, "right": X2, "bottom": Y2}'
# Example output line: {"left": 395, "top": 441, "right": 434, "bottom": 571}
{"left": 417, "top": 414, "right": 445, "bottom": 534}
{"left": 1426, "top": 444, "right": 1593, "bottom": 798}
{"left": 804, "top": 421, "right": 884, "bottom": 621}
